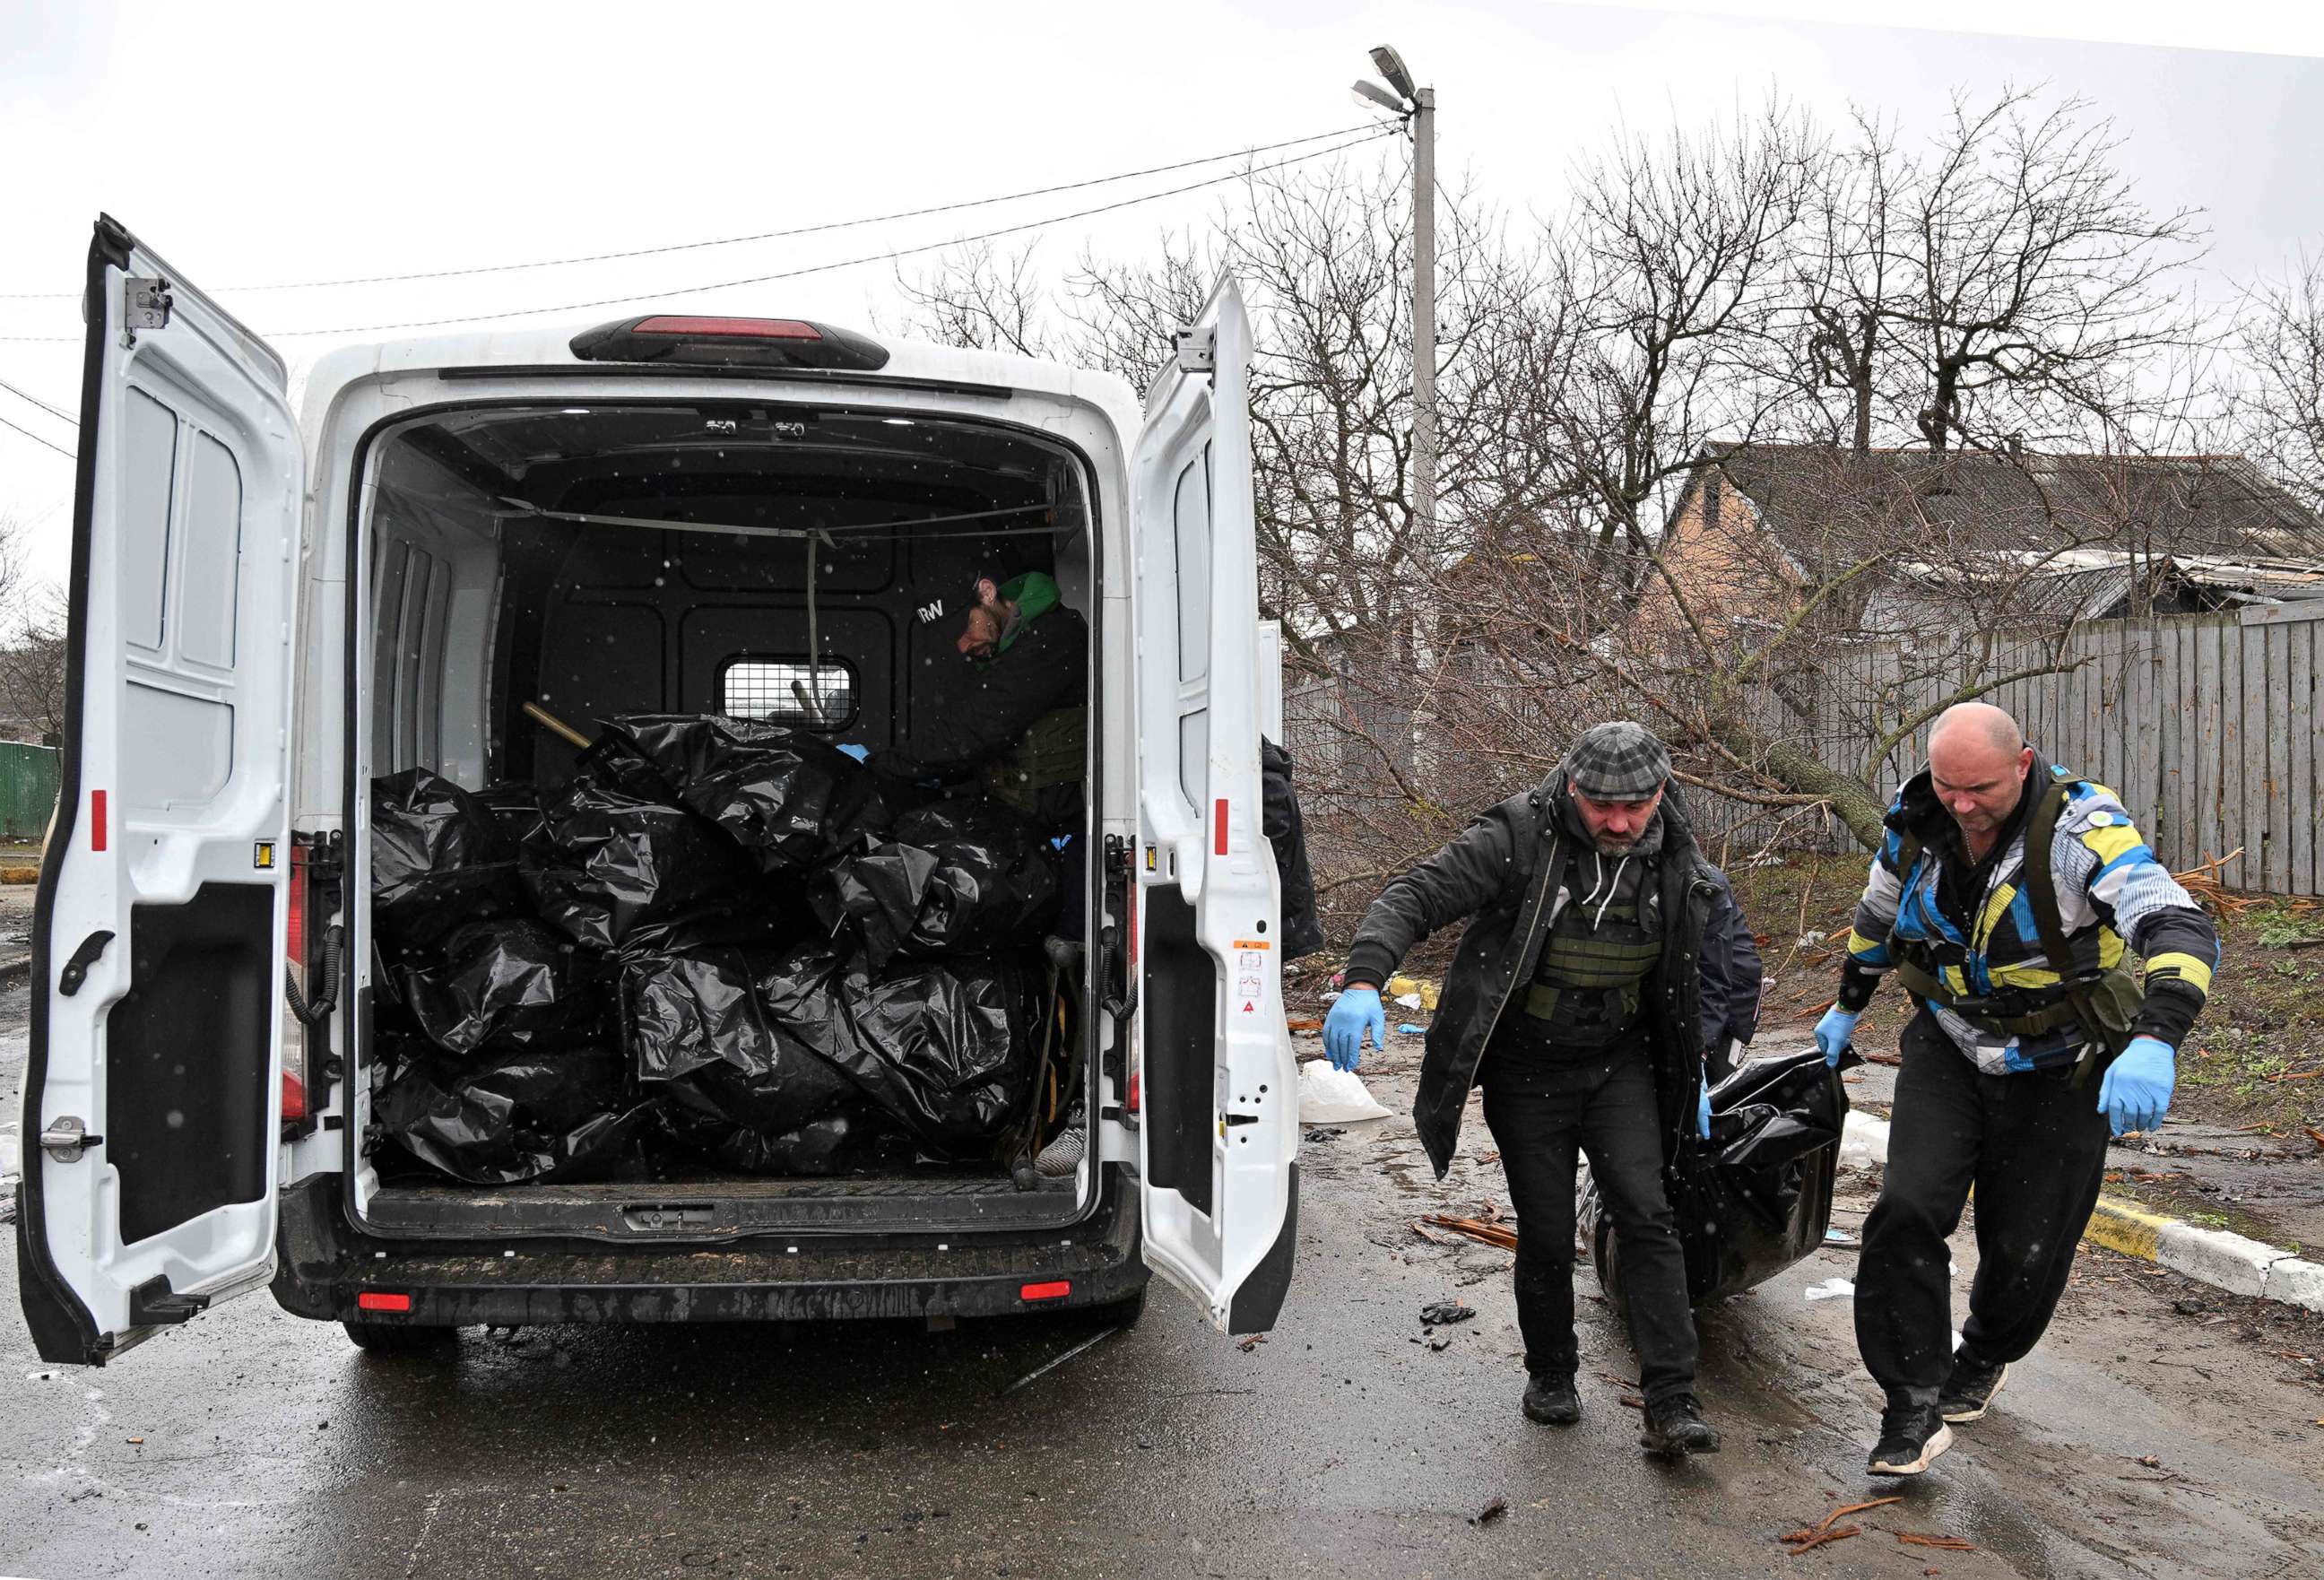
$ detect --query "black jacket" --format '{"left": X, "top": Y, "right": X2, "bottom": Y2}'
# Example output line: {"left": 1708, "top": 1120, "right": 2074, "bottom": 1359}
{"left": 1343, "top": 777, "right": 1751, "bottom": 1178}
{"left": 873, "top": 603, "right": 1089, "bottom": 781}
{"left": 1696, "top": 864, "right": 1764, "bottom": 1054}
{"left": 1262, "top": 738, "right": 1324, "bottom": 960}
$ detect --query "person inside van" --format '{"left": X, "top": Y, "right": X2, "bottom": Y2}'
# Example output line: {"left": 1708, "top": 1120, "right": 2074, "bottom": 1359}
{"left": 866, "top": 566, "right": 1088, "bottom": 829}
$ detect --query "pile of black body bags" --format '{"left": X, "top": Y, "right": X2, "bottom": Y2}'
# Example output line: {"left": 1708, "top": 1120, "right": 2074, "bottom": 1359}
{"left": 368, "top": 716, "right": 1063, "bottom": 1186}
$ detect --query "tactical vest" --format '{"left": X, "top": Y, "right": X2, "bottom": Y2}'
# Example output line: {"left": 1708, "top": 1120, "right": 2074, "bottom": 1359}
{"left": 1888, "top": 770, "right": 2141, "bottom": 1082}
{"left": 1518, "top": 865, "right": 1664, "bottom": 1049}
{"left": 981, "top": 703, "right": 1088, "bottom": 818}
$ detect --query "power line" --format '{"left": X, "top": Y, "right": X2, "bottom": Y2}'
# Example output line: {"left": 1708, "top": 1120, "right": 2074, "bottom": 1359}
{"left": 0, "top": 122, "right": 1383, "bottom": 300}
{"left": 265, "top": 127, "right": 1396, "bottom": 339}
{"left": 0, "top": 410, "right": 75, "bottom": 461}
{"left": 0, "top": 374, "right": 76, "bottom": 426}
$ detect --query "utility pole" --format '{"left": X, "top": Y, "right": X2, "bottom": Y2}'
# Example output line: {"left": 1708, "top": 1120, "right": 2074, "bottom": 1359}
{"left": 1357, "top": 46, "right": 1435, "bottom": 539}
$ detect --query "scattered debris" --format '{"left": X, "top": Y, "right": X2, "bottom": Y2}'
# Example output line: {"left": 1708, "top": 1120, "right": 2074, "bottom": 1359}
{"left": 1396, "top": 1022, "right": 1426, "bottom": 1035}
{"left": 1419, "top": 1300, "right": 1476, "bottom": 1326}
{"left": 1857, "top": 1050, "right": 1902, "bottom": 1066}
{"left": 1304, "top": 1126, "right": 1347, "bottom": 1145}
{"left": 1469, "top": 1495, "right": 1507, "bottom": 1527}
{"left": 1804, "top": 1277, "right": 1856, "bottom": 1302}
{"left": 1237, "top": 1333, "right": 1267, "bottom": 1353}
{"left": 1386, "top": 974, "right": 1440, "bottom": 1011}
{"left": 1420, "top": 1212, "right": 1520, "bottom": 1251}
{"left": 1895, "top": 1532, "right": 1976, "bottom": 1551}
{"left": 2137, "top": 1454, "right": 2164, "bottom": 1469}
{"left": 1394, "top": 992, "right": 1423, "bottom": 1010}
{"left": 1285, "top": 1017, "right": 1322, "bottom": 1032}
{"left": 1823, "top": 1227, "right": 1858, "bottom": 1246}
{"left": 1781, "top": 1498, "right": 1901, "bottom": 1556}
{"left": 125, "top": 1437, "right": 143, "bottom": 1445}
{"left": 1000, "top": 1325, "right": 1121, "bottom": 1396}
{"left": 2303, "top": 1126, "right": 2324, "bottom": 1152}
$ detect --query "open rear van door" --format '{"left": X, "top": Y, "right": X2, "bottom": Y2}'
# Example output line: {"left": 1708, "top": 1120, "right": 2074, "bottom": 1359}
{"left": 16, "top": 217, "right": 301, "bottom": 1365}
{"left": 1129, "top": 278, "right": 1298, "bottom": 1333}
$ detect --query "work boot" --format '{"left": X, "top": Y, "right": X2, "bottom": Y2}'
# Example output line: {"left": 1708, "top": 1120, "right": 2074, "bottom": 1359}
{"left": 1522, "top": 1373, "right": 1581, "bottom": 1426}
{"left": 1867, "top": 1403, "right": 1953, "bottom": 1476}
{"left": 1937, "top": 1356, "right": 2009, "bottom": 1423}
{"left": 1639, "top": 1394, "right": 1721, "bottom": 1456}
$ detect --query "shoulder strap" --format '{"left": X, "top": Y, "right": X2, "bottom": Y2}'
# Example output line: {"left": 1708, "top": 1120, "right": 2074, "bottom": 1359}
{"left": 2021, "top": 777, "right": 2073, "bottom": 971}
{"left": 2022, "top": 774, "right": 2129, "bottom": 1072}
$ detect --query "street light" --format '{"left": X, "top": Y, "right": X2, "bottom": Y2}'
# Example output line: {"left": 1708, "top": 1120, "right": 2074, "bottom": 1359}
{"left": 1356, "top": 44, "right": 1435, "bottom": 542}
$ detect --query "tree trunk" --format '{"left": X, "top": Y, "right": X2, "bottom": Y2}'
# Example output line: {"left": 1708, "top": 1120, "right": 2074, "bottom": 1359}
{"left": 1851, "top": 312, "right": 1876, "bottom": 456}
{"left": 1709, "top": 722, "right": 1889, "bottom": 851}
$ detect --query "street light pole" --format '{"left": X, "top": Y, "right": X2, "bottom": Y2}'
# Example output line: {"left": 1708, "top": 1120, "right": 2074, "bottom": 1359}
{"left": 1357, "top": 46, "right": 1435, "bottom": 542}
{"left": 1409, "top": 81, "right": 1435, "bottom": 543}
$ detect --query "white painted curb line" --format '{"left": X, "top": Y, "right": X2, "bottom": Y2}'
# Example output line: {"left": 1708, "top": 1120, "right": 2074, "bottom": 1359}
{"left": 1834, "top": 1107, "right": 2324, "bottom": 1315}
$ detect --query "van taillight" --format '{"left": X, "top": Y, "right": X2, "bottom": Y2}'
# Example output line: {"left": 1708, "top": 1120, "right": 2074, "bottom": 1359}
{"left": 632, "top": 315, "right": 820, "bottom": 339}
{"left": 282, "top": 843, "right": 312, "bottom": 1132}
{"left": 356, "top": 1292, "right": 412, "bottom": 1313}
{"left": 568, "top": 315, "right": 889, "bottom": 371}
{"left": 1019, "top": 1281, "right": 1071, "bottom": 1303}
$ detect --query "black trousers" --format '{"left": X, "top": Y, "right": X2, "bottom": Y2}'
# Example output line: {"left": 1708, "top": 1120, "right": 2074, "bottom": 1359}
{"left": 1855, "top": 1009, "right": 2112, "bottom": 1409}
{"left": 1479, "top": 1040, "right": 1698, "bottom": 1403}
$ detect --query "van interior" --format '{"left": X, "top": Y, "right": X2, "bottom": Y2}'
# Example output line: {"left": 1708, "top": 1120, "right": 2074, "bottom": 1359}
{"left": 350, "top": 400, "right": 1100, "bottom": 1240}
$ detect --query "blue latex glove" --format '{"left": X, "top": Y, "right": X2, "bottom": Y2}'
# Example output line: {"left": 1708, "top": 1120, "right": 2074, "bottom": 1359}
{"left": 2099, "top": 1036, "right": 2175, "bottom": 1136}
{"left": 1815, "top": 1006, "right": 1861, "bottom": 1067}
{"left": 834, "top": 742, "right": 870, "bottom": 762}
{"left": 1696, "top": 1084, "right": 1713, "bottom": 1140}
{"left": 1322, "top": 986, "right": 1385, "bottom": 1072}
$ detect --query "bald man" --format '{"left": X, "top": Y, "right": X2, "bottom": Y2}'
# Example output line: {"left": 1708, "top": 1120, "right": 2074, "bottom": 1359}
{"left": 1817, "top": 703, "right": 2218, "bottom": 1477}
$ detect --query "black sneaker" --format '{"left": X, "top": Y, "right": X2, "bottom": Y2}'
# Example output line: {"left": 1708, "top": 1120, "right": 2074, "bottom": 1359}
{"left": 1639, "top": 1394, "right": 1721, "bottom": 1456}
{"left": 1867, "top": 1404, "right": 1954, "bottom": 1476}
{"left": 1938, "top": 1356, "right": 2008, "bottom": 1423}
{"left": 1522, "top": 1374, "right": 1581, "bottom": 1426}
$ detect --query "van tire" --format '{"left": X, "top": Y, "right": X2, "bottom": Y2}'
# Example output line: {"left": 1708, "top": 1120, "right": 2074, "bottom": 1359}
{"left": 342, "top": 1320, "right": 455, "bottom": 1355}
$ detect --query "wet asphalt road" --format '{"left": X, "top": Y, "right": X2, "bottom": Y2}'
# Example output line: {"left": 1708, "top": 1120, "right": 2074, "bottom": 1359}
{"left": 7, "top": 989, "right": 2324, "bottom": 1579}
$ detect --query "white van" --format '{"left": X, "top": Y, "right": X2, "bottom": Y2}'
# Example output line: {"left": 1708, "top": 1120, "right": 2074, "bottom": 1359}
{"left": 16, "top": 215, "right": 1300, "bottom": 1364}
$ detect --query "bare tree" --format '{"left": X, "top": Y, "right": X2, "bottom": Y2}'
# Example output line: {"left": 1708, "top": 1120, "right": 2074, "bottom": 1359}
{"left": 889, "top": 239, "right": 1052, "bottom": 358}
{"left": 2233, "top": 252, "right": 2324, "bottom": 509}
{"left": 0, "top": 586, "right": 67, "bottom": 745}
{"left": 1902, "top": 88, "right": 2207, "bottom": 453}
{"left": 1546, "top": 100, "right": 1811, "bottom": 560}
{"left": 1787, "top": 108, "right": 1912, "bottom": 455}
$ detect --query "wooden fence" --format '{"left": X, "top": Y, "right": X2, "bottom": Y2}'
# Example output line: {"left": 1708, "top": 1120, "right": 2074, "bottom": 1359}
{"left": 1693, "top": 605, "right": 2324, "bottom": 894}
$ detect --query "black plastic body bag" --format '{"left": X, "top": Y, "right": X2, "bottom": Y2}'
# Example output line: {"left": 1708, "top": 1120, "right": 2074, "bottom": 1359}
{"left": 1581, "top": 1046, "right": 1852, "bottom": 1311}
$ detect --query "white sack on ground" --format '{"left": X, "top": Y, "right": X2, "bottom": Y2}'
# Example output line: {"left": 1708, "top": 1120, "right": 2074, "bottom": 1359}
{"left": 1297, "top": 1059, "right": 1393, "bottom": 1124}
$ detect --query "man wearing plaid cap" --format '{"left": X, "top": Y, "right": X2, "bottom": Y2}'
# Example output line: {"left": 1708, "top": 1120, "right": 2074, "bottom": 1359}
{"left": 1325, "top": 721, "right": 1760, "bottom": 1456}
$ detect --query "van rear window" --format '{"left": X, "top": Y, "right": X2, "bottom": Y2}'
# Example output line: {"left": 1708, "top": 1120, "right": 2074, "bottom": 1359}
{"left": 721, "top": 656, "right": 858, "bottom": 729}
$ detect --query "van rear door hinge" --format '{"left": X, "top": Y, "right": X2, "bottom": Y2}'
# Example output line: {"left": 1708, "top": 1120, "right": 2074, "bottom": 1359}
{"left": 122, "top": 276, "right": 172, "bottom": 344}
{"left": 1172, "top": 326, "right": 1216, "bottom": 378}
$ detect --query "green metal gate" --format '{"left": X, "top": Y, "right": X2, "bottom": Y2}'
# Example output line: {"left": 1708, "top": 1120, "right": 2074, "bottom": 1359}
{"left": 0, "top": 741, "right": 59, "bottom": 841}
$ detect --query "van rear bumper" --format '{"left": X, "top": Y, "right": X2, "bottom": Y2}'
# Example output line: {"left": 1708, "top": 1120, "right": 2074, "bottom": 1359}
{"left": 270, "top": 1172, "right": 1147, "bottom": 1326}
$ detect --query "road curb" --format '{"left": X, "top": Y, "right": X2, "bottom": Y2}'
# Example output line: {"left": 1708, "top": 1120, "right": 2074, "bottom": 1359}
{"left": 1837, "top": 1110, "right": 2324, "bottom": 1316}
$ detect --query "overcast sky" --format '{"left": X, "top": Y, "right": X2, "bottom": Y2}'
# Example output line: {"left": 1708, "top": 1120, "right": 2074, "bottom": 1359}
{"left": 3, "top": 0, "right": 2320, "bottom": 596}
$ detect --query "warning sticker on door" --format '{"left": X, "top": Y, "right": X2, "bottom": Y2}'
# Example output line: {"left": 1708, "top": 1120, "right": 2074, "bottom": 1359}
{"left": 1236, "top": 950, "right": 1264, "bottom": 1010}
